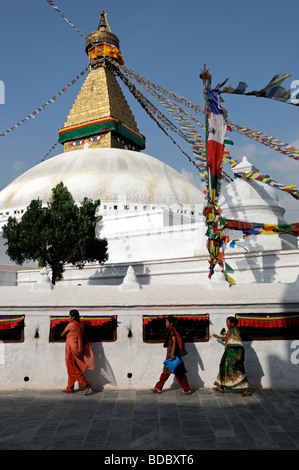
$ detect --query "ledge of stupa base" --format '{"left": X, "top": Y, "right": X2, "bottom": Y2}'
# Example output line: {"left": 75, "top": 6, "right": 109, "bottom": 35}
{"left": 9, "top": 247, "right": 299, "bottom": 289}
{"left": 0, "top": 272, "right": 298, "bottom": 310}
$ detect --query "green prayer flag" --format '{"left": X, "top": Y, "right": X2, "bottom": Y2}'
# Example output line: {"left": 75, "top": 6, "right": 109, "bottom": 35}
{"left": 225, "top": 262, "right": 234, "bottom": 273}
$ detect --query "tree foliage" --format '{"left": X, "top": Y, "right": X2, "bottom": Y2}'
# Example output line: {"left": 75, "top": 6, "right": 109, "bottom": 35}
{"left": 2, "top": 182, "right": 108, "bottom": 284}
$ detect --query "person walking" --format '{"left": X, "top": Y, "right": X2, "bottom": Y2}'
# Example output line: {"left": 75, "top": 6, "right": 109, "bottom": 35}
{"left": 61, "top": 309, "right": 94, "bottom": 394}
{"left": 151, "top": 316, "right": 191, "bottom": 394}
{"left": 213, "top": 316, "right": 251, "bottom": 396}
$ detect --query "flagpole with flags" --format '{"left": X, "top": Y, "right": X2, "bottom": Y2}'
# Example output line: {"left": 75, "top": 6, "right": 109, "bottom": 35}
{"left": 200, "top": 65, "right": 212, "bottom": 201}
{"left": 200, "top": 66, "right": 235, "bottom": 284}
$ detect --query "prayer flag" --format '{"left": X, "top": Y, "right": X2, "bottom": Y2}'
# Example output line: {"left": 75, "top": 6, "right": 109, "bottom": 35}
{"left": 206, "top": 89, "right": 227, "bottom": 199}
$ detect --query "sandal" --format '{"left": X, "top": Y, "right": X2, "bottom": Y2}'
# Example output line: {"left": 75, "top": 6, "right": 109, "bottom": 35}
{"left": 151, "top": 387, "right": 162, "bottom": 393}
{"left": 180, "top": 390, "right": 192, "bottom": 394}
{"left": 84, "top": 383, "right": 91, "bottom": 395}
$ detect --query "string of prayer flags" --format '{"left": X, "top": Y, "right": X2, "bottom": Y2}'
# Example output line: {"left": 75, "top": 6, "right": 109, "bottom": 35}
{"left": 109, "top": 58, "right": 299, "bottom": 164}
{"left": 227, "top": 121, "right": 299, "bottom": 161}
{"left": 122, "top": 63, "right": 299, "bottom": 160}
{"left": 114, "top": 67, "right": 206, "bottom": 177}
{"left": 46, "top": 1, "right": 86, "bottom": 38}
{"left": 223, "top": 152, "right": 299, "bottom": 200}
{"left": 0, "top": 68, "right": 88, "bottom": 138}
{"left": 40, "top": 141, "right": 59, "bottom": 162}
{"left": 225, "top": 219, "right": 299, "bottom": 238}
{"left": 220, "top": 73, "right": 297, "bottom": 106}
{"left": 105, "top": 58, "right": 299, "bottom": 167}
{"left": 221, "top": 220, "right": 299, "bottom": 259}
{"left": 235, "top": 170, "right": 299, "bottom": 200}
{"left": 111, "top": 58, "right": 233, "bottom": 186}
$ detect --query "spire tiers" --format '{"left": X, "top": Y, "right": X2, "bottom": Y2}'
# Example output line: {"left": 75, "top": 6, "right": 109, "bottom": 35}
{"left": 58, "top": 11, "right": 145, "bottom": 152}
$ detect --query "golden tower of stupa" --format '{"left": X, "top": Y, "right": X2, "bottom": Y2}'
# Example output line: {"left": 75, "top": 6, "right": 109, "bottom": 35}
{"left": 58, "top": 10, "right": 145, "bottom": 152}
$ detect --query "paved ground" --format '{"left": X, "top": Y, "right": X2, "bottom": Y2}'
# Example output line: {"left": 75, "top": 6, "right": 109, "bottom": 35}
{"left": 0, "top": 387, "right": 298, "bottom": 452}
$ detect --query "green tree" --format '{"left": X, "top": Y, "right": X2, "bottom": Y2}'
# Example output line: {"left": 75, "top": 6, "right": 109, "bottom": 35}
{"left": 2, "top": 182, "right": 108, "bottom": 284}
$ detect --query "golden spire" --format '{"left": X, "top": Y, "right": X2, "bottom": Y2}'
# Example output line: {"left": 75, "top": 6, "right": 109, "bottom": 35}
{"left": 97, "top": 9, "right": 111, "bottom": 32}
{"left": 58, "top": 11, "right": 145, "bottom": 152}
{"left": 85, "top": 10, "right": 124, "bottom": 67}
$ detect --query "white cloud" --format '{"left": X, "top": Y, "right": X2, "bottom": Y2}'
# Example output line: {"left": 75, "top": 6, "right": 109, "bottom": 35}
{"left": 279, "top": 193, "right": 299, "bottom": 223}
{"left": 234, "top": 142, "right": 263, "bottom": 160}
{"left": 13, "top": 161, "right": 24, "bottom": 171}
{"left": 180, "top": 168, "right": 205, "bottom": 191}
{"left": 291, "top": 138, "right": 299, "bottom": 150}
{"left": 13, "top": 161, "right": 26, "bottom": 175}
{"left": 265, "top": 158, "right": 298, "bottom": 175}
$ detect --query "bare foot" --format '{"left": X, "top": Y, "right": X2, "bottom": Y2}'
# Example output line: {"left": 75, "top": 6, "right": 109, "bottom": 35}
{"left": 213, "top": 386, "right": 224, "bottom": 393}
{"left": 239, "top": 391, "right": 251, "bottom": 396}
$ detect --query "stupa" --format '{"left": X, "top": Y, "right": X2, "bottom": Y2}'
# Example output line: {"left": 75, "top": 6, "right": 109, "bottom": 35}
{"left": 58, "top": 10, "right": 145, "bottom": 153}
{"left": 0, "top": 10, "right": 298, "bottom": 393}
{"left": 0, "top": 10, "right": 204, "bottom": 264}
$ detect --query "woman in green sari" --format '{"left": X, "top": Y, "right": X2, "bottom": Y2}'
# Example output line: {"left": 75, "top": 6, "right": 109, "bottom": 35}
{"left": 212, "top": 317, "right": 251, "bottom": 396}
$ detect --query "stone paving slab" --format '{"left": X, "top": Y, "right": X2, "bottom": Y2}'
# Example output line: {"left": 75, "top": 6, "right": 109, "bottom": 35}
{"left": 0, "top": 387, "right": 298, "bottom": 451}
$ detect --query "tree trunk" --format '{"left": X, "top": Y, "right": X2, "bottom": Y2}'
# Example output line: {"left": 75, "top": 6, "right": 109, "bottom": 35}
{"left": 51, "top": 269, "right": 56, "bottom": 285}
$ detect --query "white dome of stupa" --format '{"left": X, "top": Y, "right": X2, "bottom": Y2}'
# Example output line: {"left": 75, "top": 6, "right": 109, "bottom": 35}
{"left": 219, "top": 156, "right": 297, "bottom": 250}
{"left": 219, "top": 156, "right": 286, "bottom": 224}
{"left": 0, "top": 148, "right": 204, "bottom": 211}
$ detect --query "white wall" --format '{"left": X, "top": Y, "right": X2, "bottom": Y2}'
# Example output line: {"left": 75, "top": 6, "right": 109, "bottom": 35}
{"left": 0, "top": 278, "right": 298, "bottom": 391}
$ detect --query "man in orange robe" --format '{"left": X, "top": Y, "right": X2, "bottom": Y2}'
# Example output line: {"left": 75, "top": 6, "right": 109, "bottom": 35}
{"left": 61, "top": 310, "right": 94, "bottom": 394}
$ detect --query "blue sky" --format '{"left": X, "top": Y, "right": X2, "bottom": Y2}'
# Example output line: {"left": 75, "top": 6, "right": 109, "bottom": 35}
{"left": 0, "top": 0, "right": 298, "bottom": 221}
